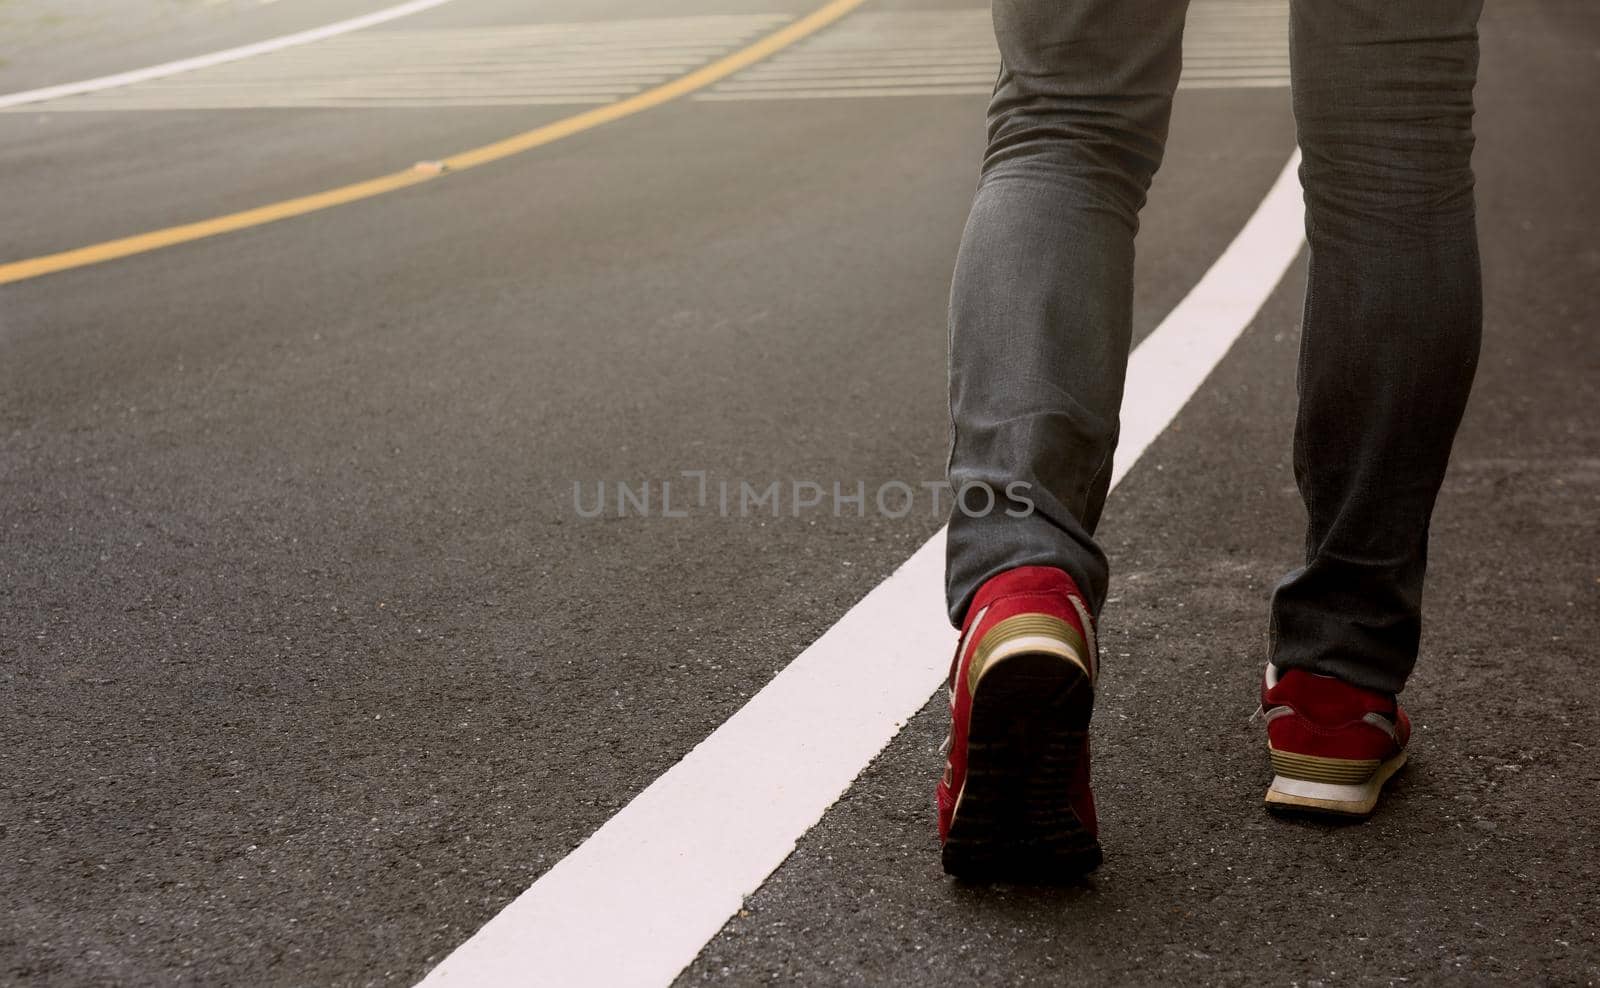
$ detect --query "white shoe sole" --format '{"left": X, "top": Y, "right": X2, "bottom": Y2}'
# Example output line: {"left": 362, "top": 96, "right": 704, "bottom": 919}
{"left": 1264, "top": 752, "right": 1408, "bottom": 817}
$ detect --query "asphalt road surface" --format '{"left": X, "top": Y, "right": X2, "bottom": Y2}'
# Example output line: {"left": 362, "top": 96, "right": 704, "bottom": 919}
{"left": 2, "top": 0, "right": 1596, "bottom": 984}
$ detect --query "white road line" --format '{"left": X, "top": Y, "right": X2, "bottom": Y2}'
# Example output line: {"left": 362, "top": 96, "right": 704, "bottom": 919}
{"left": 0, "top": 0, "right": 462, "bottom": 109}
{"left": 9, "top": 16, "right": 791, "bottom": 112}
{"left": 415, "top": 149, "right": 1307, "bottom": 988}
{"left": 1111, "top": 152, "right": 1304, "bottom": 485}
{"left": 8, "top": 4, "right": 1287, "bottom": 112}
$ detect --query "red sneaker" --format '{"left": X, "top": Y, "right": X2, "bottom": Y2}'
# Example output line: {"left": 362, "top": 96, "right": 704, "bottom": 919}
{"left": 937, "top": 566, "right": 1100, "bottom": 880}
{"left": 1260, "top": 664, "right": 1410, "bottom": 817}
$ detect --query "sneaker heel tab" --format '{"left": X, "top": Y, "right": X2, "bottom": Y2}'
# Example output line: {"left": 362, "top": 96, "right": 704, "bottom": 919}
{"left": 969, "top": 565, "right": 1084, "bottom": 612}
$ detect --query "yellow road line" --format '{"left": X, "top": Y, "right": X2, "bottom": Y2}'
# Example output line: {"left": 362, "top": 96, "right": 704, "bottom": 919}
{"left": 0, "top": 0, "right": 867, "bottom": 288}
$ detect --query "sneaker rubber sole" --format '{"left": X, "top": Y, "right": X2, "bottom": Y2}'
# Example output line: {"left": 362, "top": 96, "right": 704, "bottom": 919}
{"left": 1264, "top": 751, "right": 1408, "bottom": 817}
{"left": 941, "top": 651, "right": 1100, "bottom": 882}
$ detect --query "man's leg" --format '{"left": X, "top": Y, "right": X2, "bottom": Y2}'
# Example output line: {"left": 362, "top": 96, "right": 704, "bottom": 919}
{"left": 937, "top": 0, "right": 1189, "bottom": 878}
{"left": 1272, "top": 0, "right": 1485, "bottom": 696}
{"left": 1258, "top": 0, "right": 1483, "bottom": 817}
{"left": 945, "top": 0, "right": 1191, "bottom": 625}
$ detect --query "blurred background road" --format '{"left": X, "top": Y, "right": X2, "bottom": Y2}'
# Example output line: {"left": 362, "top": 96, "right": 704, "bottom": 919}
{"left": 1, "top": 0, "right": 1596, "bottom": 984}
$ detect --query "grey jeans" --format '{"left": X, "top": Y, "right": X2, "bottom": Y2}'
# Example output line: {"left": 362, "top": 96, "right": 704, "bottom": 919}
{"left": 945, "top": 0, "right": 1484, "bottom": 694}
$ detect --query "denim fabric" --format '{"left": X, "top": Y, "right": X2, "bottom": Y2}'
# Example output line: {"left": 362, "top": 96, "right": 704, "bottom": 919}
{"left": 945, "top": 0, "right": 1484, "bottom": 694}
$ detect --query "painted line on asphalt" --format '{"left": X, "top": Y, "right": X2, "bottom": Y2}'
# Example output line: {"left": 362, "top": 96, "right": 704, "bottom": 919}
{"left": 0, "top": 0, "right": 463, "bottom": 110}
{"left": 5, "top": 17, "right": 795, "bottom": 112}
{"left": 414, "top": 149, "right": 1306, "bottom": 988}
{"left": 0, "top": 0, "right": 869, "bottom": 287}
